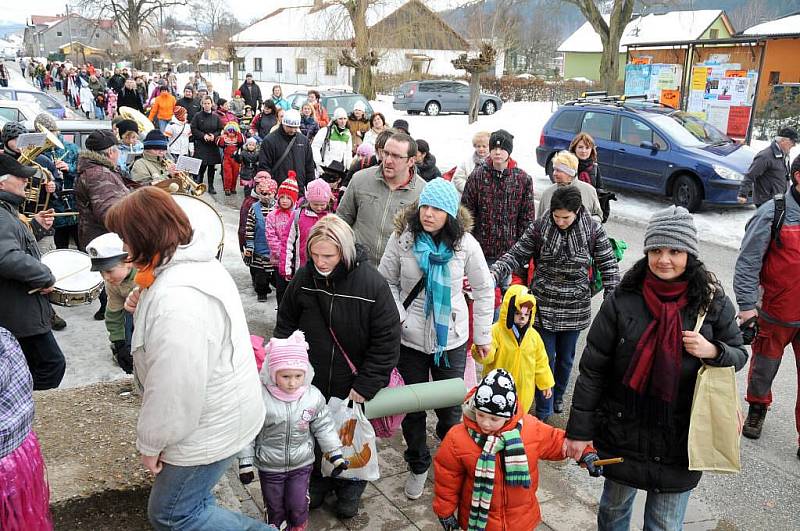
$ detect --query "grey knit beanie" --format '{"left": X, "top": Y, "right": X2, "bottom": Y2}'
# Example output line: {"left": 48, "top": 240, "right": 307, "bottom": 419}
{"left": 643, "top": 206, "right": 698, "bottom": 257}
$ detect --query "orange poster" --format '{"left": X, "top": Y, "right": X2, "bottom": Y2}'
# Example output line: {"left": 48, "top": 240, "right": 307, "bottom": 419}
{"left": 660, "top": 89, "right": 681, "bottom": 108}
{"left": 725, "top": 70, "right": 747, "bottom": 78}
{"left": 632, "top": 56, "right": 652, "bottom": 65}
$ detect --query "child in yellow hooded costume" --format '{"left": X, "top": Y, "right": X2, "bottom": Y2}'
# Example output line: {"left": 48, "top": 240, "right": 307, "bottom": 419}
{"left": 473, "top": 284, "right": 554, "bottom": 414}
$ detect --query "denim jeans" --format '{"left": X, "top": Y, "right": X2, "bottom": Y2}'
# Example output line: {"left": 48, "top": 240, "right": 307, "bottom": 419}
{"left": 534, "top": 328, "right": 580, "bottom": 419}
{"left": 148, "top": 456, "right": 273, "bottom": 531}
{"left": 94, "top": 106, "right": 105, "bottom": 120}
{"left": 398, "top": 343, "right": 467, "bottom": 474}
{"left": 598, "top": 479, "right": 691, "bottom": 531}
{"left": 158, "top": 118, "right": 170, "bottom": 132}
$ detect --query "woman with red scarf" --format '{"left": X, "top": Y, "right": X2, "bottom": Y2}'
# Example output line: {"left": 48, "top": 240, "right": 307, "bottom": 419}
{"left": 563, "top": 205, "right": 747, "bottom": 531}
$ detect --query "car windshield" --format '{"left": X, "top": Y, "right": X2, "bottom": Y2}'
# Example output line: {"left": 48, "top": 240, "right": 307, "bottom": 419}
{"left": 649, "top": 111, "right": 732, "bottom": 147}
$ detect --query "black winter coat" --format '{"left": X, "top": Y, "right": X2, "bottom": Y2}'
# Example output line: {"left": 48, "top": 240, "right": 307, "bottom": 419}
{"left": 566, "top": 282, "right": 747, "bottom": 493}
{"left": 190, "top": 110, "right": 223, "bottom": 164}
{"left": 416, "top": 153, "right": 442, "bottom": 182}
{"left": 253, "top": 112, "right": 277, "bottom": 139}
{"left": 175, "top": 96, "right": 201, "bottom": 123}
{"left": 117, "top": 88, "right": 144, "bottom": 113}
{"left": 238, "top": 81, "right": 262, "bottom": 111}
{"left": 739, "top": 141, "right": 791, "bottom": 206}
{"left": 0, "top": 192, "right": 55, "bottom": 338}
{"left": 274, "top": 246, "right": 401, "bottom": 401}
{"left": 258, "top": 127, "right": 316, "bottom": 190}
{"left": 235, "top": 148, "right": 260, "bottom": 180}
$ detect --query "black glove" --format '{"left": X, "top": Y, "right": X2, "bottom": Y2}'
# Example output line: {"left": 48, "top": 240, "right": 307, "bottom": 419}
{"left": 739, "top": 316, "right": 758, "bottom": 345}
{"left": 239, "top": 463, "right": 255, "bottom": 484}
{"left": 111, "top": 340, "right": 133, "bottom": 374}
{"left": 439, "top": 515, "right": 460, "bottom": 530}
{"left": 328, "top": 452, "right": 349, "bottom": 478}
{"left": 580, "top": 452, "right": 603, "bottom": 478}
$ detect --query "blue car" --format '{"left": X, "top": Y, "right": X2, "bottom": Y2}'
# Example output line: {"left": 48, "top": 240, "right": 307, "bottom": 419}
{"left": 0, "top": 87, "right": 69, "bottom": 119}
{"left": 536, "top": 99, "right": 755, "bottom": 212}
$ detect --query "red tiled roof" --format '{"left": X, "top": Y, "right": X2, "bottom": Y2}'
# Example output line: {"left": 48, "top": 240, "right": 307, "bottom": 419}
{"left": 31, "top": 15, "right": 63, "bottom": 26}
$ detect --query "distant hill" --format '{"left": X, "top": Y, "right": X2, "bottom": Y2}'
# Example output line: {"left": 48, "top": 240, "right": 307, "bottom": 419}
{"left": 0, "top": 21, "right": 25, "bottom": 39}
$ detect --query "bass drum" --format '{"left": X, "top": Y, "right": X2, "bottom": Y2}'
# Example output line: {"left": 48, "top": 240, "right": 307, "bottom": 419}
{"left": 172, "top": 194, "right": 225, "bottom": 260}
{"left": 40, "top": 249, "right": 104, "bottom": 306}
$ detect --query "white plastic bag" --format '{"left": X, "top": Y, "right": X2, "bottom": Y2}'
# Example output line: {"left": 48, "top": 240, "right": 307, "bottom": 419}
{"left": 321, "top": 397, "right": 380, "bottom": 482}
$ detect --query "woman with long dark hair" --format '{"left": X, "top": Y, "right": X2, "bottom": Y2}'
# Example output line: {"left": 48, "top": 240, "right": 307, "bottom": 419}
{"left": 379, "top": 178, "right": 494, "bottom": 501}
{"left": 563, "top": 206, "right": 747, "bottom": 530}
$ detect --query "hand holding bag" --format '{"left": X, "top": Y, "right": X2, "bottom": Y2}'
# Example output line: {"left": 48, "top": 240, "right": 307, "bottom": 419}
{"left": 687, "top": 287, "right": 742, "bottom": 473}
{"left": 322, "top": 398, "right": 380, "bottom": 481}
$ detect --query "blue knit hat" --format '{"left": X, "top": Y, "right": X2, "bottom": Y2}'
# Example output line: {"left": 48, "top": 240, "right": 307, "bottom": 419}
{"left": 142, "top": 129, "right": 168, "bottom": 150}
{"left": 418, "top": 178, "right": 459, "bottom": 219}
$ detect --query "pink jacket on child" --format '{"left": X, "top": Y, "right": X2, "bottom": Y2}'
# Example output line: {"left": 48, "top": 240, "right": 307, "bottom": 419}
{"left": 266, "top": 207, "right": 294, "bottom": 274}
{"left": 281, "top": 206, "right": 329, "bottom": 278}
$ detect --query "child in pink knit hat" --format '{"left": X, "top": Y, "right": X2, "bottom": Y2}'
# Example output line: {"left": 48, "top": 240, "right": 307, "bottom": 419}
{"left": 281, "top": 179, "right": 333, "bottom": 279}
{"left": 238, "top": 330, "right": 347, "bottom": 531}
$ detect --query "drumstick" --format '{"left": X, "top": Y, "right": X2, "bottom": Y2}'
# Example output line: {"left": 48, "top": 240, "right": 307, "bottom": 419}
{"left": 592, "top": 457, "right": 624, "bottom": 466}
{"left": 28, "top": 265, "right": 90, "bottom": 294}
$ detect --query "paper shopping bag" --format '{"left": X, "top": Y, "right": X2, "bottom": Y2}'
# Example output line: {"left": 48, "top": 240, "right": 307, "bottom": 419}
{"left": 687, "top": 364, "right": 742, "bottom": 473}
{"left": 322, "top": 397, "right": 380, "bottom": 482}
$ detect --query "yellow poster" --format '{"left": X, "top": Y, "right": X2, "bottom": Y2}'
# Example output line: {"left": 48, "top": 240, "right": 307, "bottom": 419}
{"left": 691, "top": 67, "right": 708, "bottom": 91}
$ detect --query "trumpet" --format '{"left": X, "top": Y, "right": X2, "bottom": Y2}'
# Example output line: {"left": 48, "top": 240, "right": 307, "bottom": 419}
{"left": 155, "top": 158, "right": 207, "bottom": 196}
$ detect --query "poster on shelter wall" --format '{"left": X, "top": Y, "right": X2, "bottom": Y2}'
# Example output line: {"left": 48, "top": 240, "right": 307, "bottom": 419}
{"left": 706, "top": 105, "right": 731, "bottom": 133}
{"left": 727, "top": 106, "right": 751, "bottom": 137}
{"left": 624, "top": 64, "right": 651, "bottom": 96}
{"left": 660, "top": 89, "right": 681, "bottom": 108}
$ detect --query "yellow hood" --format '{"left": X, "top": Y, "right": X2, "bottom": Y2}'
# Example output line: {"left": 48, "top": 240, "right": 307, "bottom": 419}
{"left": 498, "top": 284, "right": 537, "bottom": 335}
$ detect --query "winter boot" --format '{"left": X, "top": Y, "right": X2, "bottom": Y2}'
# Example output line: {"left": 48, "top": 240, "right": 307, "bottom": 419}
{"left": 309, "top": 475, "right": 332, "bottom": 510}
{"left": 334, "top": 478, "right": 366, "bottom": 519}
{"left": 404, "top": 470, "right": 428, "bottom": 500}
{"left": 742, "top": 403, "right": 767, "bottom": 439}
{"left": 51, "top": 312, "right": 67, "bottom": 330}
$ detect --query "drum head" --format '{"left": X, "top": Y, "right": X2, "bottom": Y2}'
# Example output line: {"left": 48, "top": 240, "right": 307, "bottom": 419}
{"left": 172, "top": 195, "right": 225, "bottom": 255}
{"left": 40, "top": 250, "right": 103, "bottom": 292}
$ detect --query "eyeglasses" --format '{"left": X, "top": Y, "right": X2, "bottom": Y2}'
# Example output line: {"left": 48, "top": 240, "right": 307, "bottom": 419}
{"left": 383, "top": 152, "right": 410, "bottom": 161}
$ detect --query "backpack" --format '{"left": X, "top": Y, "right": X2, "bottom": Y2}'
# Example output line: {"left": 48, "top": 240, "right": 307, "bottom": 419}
{"left": 771, "top": 194, "right": 786, "bottom": 248}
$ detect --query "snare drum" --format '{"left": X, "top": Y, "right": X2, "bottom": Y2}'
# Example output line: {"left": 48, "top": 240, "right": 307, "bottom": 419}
{"left": 172, "top": 194, "right": 225, "bottom": 260}
{"left": 40, "top": 249, "right": 104, "bottom": 307}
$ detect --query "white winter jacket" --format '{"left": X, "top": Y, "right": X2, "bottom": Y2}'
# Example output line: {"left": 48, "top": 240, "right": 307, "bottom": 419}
{"left": 312, "top": 125, "right": 352, "bottom": 172}
{"left": 132, "top": 231, "right": 265, "bottom": 466}
{"left": 164, "top": 118, "right": 191, "bottom": 157}
{"left": 237, "top": 356, "right": 341, "bottom": 473}
{"left": 451, "top": 153, "right": 482, "bottom": 195}
{"left": 378, "top": 206, "right": 494, "bottom": 354}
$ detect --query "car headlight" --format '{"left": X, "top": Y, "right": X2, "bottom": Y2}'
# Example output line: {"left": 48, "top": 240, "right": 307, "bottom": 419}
{"left": 713, "top": 164, "right": 743, "bottom": 182}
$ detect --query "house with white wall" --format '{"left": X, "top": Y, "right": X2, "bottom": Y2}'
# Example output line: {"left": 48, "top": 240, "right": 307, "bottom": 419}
{"left": 230, "top": 0, "right": 469, "bottom": 87}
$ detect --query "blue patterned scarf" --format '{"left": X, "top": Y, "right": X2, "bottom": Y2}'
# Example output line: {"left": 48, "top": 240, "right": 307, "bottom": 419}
{"left": 413, "top": 232, "right": 453, "bottom": 366}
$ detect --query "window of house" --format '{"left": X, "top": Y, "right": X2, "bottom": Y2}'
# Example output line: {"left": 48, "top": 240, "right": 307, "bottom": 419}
{"left": 325, "top": 58, "right": 337, "bottom": 76}
{"left": 581, "top": 111, "right": 615, "bottom": 141}
{"left": 296, "top": 58, "right": 307, "bottom": 75}
{"left": 95, "top": 32, "right": 100, "bottom": 38}
{"left": 769, "top": 71, "right": 781, "bottom": 85}
{"left": 276, "top": 58, "right": 283, "bottom": 74}
{"left": 56, "top": 31, "right": 62, "bottom": 37}
{"left": 237, "top": 59, "right": 245, "bottom": 71}
{"left": 253, "top": 58, "right": 262, "bottom": 72}
{"left": 709, "top": 29, "right": 719, "bottom": 39}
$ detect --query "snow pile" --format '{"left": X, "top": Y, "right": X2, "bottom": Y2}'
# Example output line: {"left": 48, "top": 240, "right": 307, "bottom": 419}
{"left": 743, "top": 14, "right": 800, "bottom": 36}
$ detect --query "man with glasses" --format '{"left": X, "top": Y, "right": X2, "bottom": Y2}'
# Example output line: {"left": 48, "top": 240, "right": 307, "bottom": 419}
{"left": 337, "top": 132, "right": 425, "bottom": 264}
{"left": 739, "top": 127, "right": 798, "bottom": 208}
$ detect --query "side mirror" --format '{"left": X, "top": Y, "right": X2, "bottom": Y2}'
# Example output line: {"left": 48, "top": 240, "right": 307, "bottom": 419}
{"left": 640, "top": 140, "right": 657, "bottom": 151}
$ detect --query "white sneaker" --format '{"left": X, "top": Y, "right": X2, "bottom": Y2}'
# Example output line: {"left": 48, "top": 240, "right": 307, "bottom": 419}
{"left": 404, "top": 470, "right": 428, "bottom": 500}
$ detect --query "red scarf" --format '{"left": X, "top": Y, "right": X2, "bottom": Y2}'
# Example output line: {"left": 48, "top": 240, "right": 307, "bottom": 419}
{"left": 623, "top": 271, "right": 688, "bottom": 405}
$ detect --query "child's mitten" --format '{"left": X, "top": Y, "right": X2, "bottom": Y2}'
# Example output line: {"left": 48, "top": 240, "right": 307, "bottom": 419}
{"left": 439, "top": 515, "right": 460, "bottom": 530}
{"left": 579, "top": 451, "right": 603, "bottom": 478}
{"left": 328, "top": 452, "right": 349, "bottom": 478}
{"left": 238, "top": 463, "right": 255, "bottom": 484}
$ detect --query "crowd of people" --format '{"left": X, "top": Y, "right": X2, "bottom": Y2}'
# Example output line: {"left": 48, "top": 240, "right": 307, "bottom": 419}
{"left": 1, "top": 61, "right": 799, "bottom": 531}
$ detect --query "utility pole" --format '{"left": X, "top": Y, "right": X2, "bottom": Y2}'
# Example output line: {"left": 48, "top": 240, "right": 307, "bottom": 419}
{"left": 65, "top": 3, "right": 77, "bottom": 64}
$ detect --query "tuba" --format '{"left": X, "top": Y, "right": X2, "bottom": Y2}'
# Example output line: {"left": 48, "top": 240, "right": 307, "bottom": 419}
{"left": 20, "top": 124, "right": 65, "bottom": 215}
{"left": 117, "top": 106, "right": 154, "bottom": 134}
{"left": 154, "top": 159, "right": 207, "bottom": 196}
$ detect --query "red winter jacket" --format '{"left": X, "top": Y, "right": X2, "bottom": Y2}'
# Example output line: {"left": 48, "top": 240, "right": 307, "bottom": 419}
{"left": 433, "top": 390, "right": 566, "bottom": 531}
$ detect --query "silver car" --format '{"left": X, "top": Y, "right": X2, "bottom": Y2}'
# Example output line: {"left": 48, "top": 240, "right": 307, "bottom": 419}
{"left": 392, "top": 80, "right": 502, "bottom": 116}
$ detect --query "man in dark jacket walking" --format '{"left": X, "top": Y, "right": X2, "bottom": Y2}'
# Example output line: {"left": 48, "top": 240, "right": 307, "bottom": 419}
{"left": 738, "top": 127, "right": 798, "bottom": 207}
{"left": 258, "top": 109, "right": 315, "bottom": 190}
{"left": 461, "top": 129, "right": 535, "bottom": 267}
{"left": 735, "top": 155, "right": 800, "bottom": 457}
{"left": 117, "top": 78, "right": 144, "bottom": 113}
{"left": 108, "top": 68, "right": 125, "bottom": 94}
{"left": 238, "top": 74, "right": 263, "bottom": 111}
{"left": 175, "top": 85, "right": 201, "bottom": 123}
{"left": 0, "top": 153, "right": 66, "bottom": 390}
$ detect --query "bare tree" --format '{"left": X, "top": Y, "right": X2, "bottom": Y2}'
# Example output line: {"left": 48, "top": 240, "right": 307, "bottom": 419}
{"left": 452, "top": 43, "right": 496, "bottom": 124}
{"left": 75, "top": 0, "right": 188, "bottom": 66}
{"left": 190, "top": 0, "right": 240, "bottom": 47}
{"left": 728, "top": 2, "right": 777, "bottom": 32}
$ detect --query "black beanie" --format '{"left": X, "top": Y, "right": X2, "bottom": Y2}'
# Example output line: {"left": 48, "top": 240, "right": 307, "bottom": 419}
{"left": 117, "top": 119, "right": 139, "bottom": 137}
{"left": 490, "top": 129, "right": 513, "bottom": 154}
{"left": 85, "top": 130, "right": 117, "bottom": 152}
{"left": 392, "top": 119, "right": 410, "bottom": 134}
{"left": 473, "top": 368, "right": 517, "bottom": 418}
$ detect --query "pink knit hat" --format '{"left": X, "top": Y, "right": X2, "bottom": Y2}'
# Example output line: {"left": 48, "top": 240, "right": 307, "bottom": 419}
{"left": 306, "top": 178, "right": 332, "bottom": 203}
{"left": 356, "top": 142, "right": 375, "bottom": 158}
{"left": 266, "top": 330, "right": 309, "bottom": 380}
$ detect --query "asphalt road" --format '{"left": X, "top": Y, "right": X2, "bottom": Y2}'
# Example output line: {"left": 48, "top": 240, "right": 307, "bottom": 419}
{"left": 561, "top": 215, "right": 800, "bottom": 531}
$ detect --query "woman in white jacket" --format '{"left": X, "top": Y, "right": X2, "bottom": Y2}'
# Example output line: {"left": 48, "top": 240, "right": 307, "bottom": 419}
{"left": 164, "top": 105, "right": 192, "bottom": 161}
{"left": 106, "top": 187, "right": 272, "bottom": 531}
{"left": 312, "top": 107, "right": 352, "bottom": 174}
{"left": 378, "top": 178, "right": 494, "bottom": 501}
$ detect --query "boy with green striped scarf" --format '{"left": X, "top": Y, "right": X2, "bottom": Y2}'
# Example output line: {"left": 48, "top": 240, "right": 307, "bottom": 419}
{"left": 432, "top": 369, "right": 601, "bottom": 530}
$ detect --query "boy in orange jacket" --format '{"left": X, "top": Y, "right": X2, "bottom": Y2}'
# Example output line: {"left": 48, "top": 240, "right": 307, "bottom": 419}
{"left": 148, "top": 86, "right": 176, "bottom": 132}
{"left": 433, "top": 369, "right": 601, "bottom": 531}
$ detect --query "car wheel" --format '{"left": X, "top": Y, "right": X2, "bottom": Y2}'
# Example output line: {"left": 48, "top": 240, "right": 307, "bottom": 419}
{"left": 425, "top": 101, "right": 440, "bottom": 116}
{"left": 483, "top": 101, "right": 497, "bottom": 115}
{"left": 672, "top": 175, "right": 702, "bottom": 212}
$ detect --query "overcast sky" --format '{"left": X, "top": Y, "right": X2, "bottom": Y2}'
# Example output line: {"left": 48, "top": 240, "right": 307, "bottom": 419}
{"left": 11, "top": 0, "right": 467, "bottom": 25}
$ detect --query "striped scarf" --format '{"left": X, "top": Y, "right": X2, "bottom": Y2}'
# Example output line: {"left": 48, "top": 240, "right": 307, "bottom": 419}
{"left": 467, "top": 422, "right": 530, "bottom": 531}
{"left": 412, "top": 233, "right": 453, "bottom": 366}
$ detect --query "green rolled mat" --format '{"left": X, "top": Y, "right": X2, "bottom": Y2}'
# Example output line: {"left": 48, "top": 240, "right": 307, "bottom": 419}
{"left": 363, "top": 378, "right": 468, "bottom": 420}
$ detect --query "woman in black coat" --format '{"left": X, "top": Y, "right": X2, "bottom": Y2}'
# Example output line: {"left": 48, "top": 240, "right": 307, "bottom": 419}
{"left": 190, "top": 96, "right": 222, "bottom": 194}
{"left": 564, "top": 206, "right": 747, "bottom": 530}
{"left": 274, "top": 215, "right": 400, "bottom": 520}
